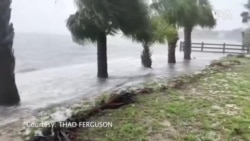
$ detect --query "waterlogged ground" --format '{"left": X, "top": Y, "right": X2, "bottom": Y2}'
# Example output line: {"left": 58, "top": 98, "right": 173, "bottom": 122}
{"left": 0, "top": 34, "right": 230, "bottom": 127}
{"left": 0, "top": 51, "right": 224, "bottom": 127}
{"left": 77, "top": 57, "right": 250, "bottom": 141}
{"left": 0, "top": 34, "right": 228, "bottom": 141}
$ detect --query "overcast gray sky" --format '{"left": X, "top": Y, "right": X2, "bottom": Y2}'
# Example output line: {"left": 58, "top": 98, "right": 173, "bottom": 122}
{"left": 11, "top": 0, "right": 247, "bottom": 34}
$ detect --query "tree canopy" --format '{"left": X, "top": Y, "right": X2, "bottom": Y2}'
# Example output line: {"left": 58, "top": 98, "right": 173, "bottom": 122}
{"left": 152, "top": 0, "right": 215, "bottom": 29}
{"left": 67, "top": 0, "right": 150, "bottom": 44}
{"left": 151, "top": 16, "right": 177, "bottom": 43}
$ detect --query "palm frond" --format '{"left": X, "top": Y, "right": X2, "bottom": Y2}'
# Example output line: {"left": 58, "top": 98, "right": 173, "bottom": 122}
{"left": 152, "top": 0, "right": 215, "bottom": 29}
{"left": 67, "top": 11, "right": 100, "bottom": 44}
{"left": 151, "top": 16, "right": 178, "bottom": 43}
{"left": 198, "top": 4, "right": 216, "bottom": 28}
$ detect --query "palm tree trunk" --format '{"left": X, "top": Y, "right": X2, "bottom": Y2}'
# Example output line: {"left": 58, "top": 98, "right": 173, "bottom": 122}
{"left": 141, "top": 42, "right": 152, "bottom": 68}
{"left": 184, "top": 27, "right": 192, "bottom": 60}
{"left": 0, "top": 0, "right": 20, "bottom": 106}
{"left": 97, "top": 31, "right": 108, "bottom": 78}
{"left": 168, "top": 37, "right": 178, "bottom": 63}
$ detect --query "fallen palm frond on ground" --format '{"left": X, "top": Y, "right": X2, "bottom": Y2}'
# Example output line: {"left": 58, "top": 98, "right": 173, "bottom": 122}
{"left": 24, "top": 56, "right": 244, "bottom": 141}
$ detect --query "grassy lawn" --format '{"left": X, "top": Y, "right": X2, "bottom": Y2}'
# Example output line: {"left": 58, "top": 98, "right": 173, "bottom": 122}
{"left": 77, "top": 57, "right": 250, "bottom": 141}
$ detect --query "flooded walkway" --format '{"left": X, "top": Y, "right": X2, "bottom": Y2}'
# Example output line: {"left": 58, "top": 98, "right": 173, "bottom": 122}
{"left": 0, "top": 50, "right": 224, "bottom": 126}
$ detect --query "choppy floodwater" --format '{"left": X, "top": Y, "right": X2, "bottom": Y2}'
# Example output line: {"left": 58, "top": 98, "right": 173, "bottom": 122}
{"left": 0, "top": 33, "right": 238, "bottom": 126}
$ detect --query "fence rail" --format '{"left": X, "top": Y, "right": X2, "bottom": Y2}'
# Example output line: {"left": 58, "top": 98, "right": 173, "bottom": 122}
{"left": 179, "top": 41, "right": 250, "bottom": 54}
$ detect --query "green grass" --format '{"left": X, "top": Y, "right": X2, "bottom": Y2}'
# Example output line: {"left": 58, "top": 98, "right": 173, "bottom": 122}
{"left": 77, "top": 57, "right": 250, "bottom": 141}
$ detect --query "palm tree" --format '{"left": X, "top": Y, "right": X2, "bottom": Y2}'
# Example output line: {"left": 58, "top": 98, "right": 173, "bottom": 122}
{"left": 182, "top": 0, "right": 216, "bottom": 59}
{"left": 141, "top": 42, "right": 152, "bottom": 68}
{"left": 134, "top": 14, "right": 178, "bottom": 67}
{"left": 0, "top": 0, "right": 20, "bottom": 106}
{"left": 153, "top": 0, "right": 215, "bottom": 60}
{"left": 128, "top": 16, "right": 153, "bottom": 68}
{"left": 151, "top": 0, "right": 180, "bottom": 63}
{"left": 67, "top": 0, "right": 150, "bottom": 78}
{"left": 152, "top": 16, "right": 178, "bottom": 63}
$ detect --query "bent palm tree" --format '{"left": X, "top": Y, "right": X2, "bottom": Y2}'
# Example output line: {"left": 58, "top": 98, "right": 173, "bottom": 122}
{"left": 0, "top": 0, "right": 20, "bottom": 106}
{"left": 67, "top": 0, "right": 150, "bottom": 78}
{"left": 130, "top": 17, "right": 153, "bottom": 68}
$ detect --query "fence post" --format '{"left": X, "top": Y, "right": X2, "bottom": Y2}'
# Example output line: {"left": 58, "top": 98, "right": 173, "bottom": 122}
{"left": 201, "top": 42, "right": 204, "bottom": 51}
{"left": 223, "top": 43, "right": 226, "bottom": 53}
{"left": 179, "top": 41, "right": 183, "bottom": 51}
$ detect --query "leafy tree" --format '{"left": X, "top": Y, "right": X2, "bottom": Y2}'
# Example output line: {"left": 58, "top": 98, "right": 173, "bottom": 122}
{"left": 0, "top": 0, "right": 20, "bottom": 106}
{"left": 67, "top": 0, "right": 150, "bottom": 78}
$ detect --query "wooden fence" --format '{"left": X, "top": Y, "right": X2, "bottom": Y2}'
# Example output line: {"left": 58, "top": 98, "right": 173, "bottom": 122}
{"left": 179, "top": 41, "right": 249, "bottom": 54}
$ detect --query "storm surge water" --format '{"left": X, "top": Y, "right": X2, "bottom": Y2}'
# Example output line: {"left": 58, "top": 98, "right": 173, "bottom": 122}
{"left": 1, "top": 33, "right": 235, "bottom": 126}
{"left": 14, "top": 33, "right": 95, "bottom": 73}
